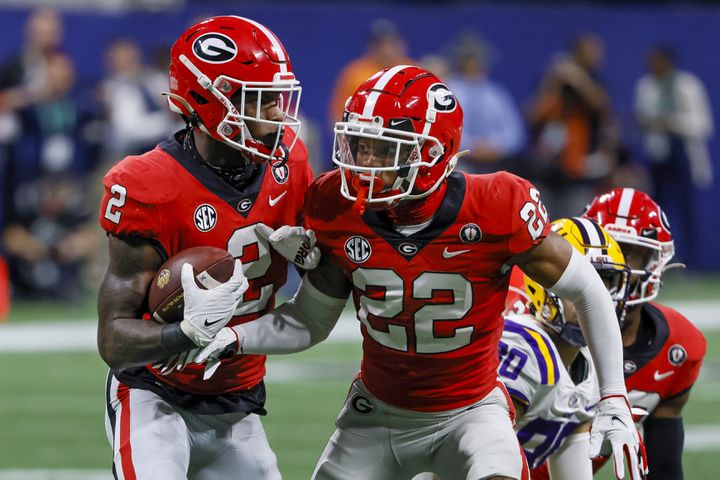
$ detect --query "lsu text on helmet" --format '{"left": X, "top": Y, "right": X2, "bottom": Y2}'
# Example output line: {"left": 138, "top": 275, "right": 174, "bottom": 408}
{"left": 525, "top": 217, "right": 631, "bottom": 347}
{"left": 332, "top": 65, "right": 463, "bottom": 209}
{"left": 583, "top": 187, "right": 678, "bottom": 305}
{"left": 166, "top": 15, "right": 301, "bottom": 164}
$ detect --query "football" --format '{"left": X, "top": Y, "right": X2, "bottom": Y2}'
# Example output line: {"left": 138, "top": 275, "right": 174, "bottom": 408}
{"left": 148, "top": 246, "right": 235, "bottom": 324}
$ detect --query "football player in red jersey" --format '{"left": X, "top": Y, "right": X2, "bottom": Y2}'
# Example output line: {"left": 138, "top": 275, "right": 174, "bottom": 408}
{"left": 192, "top": 66, "right": 646, "bottom": 480}
{"left": 584, "top": 188, "right": 707, "bottom": 480}
{"left": 96, "top": 16, "right": 316, "bottom": 480}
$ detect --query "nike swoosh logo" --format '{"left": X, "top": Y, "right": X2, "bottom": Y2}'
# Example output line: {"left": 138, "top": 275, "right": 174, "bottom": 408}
{"left": 610, "top": 415, "right": 625, "bottom": 427}
{"left": 203, "top": 318, "right": 224, "bottom": 327}
{"left": 653, "top": 370, "right": 675, "bottom": 381}
{"left": 389, "top": 119, "right": 405, "bottom": 127}
{"left": 268, "top": 191, "right": 287, "bottom": 206}
{"left": 443, "top": 248, "right": 471, "bottom": 259}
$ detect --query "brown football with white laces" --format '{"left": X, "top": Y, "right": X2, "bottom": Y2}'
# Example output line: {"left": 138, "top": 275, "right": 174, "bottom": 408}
{"left": 148, "top": 246, "right": 235, "bottom": 324}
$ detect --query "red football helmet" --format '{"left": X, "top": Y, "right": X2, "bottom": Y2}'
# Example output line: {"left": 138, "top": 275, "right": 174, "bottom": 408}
{"left": 166, "top": 16, "right": 301, "bottom": 163}
{"left": 583, "top": 188, "right": 678, "bottom": 305}
{"left": 332, "top": 65, "right": 463, "bottom": 209}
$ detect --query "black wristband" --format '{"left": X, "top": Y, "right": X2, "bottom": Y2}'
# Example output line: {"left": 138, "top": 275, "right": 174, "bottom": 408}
{"left": 161, "top": 323, "right": 196, "bottom": 353}
{"left": 644, "top": 416, "right": 684, "bottom": 480}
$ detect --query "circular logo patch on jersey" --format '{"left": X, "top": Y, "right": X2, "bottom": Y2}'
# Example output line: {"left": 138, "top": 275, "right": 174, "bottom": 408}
{"left": 459, "top": 223, "right": 482, "bottom": 243}
{"left": 271, "top": 163, "right": 289, "bottom": 184}
{"left": 350, "top": 395, "right": 374, "bottom": 414}
{"left": 194, "top": 204, "right": 217, "bottom": 232}
{"left": 428, "top": 83, "right": 457, "bottom": 112}
{"left": 237, "top": 199, "right": 253, "bottom": 213}
{"left": 623, "top": 360, "right": 637, "bottom": 374}
{"left": 156, "top": 269, "right": 171, "bottom": 289}
{"left": 668, "top": 344, "right": 687, "bottom": 366}
{"left": 345, "top": 236, "right": 371, "bottom": 263}
{"left": 398, "top": 242, "right": 418, "bottom": 256}
{"left": 193, "top": 33, "right": 237, "bottom": 64}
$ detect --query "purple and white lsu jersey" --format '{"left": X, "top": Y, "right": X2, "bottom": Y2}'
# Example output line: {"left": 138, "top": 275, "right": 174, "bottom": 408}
{"left": 498, "top": 314, "right": 599, "bottom": 469}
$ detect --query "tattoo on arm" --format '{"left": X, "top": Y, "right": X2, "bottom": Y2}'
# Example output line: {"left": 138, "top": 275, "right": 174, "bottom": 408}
{"left": 97, "top": 235, "right": 177, "bottom": 369}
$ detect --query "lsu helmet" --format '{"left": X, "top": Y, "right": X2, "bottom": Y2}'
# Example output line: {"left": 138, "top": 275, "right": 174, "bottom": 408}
{"left": 583, "top": 188, "right": 677, "bottom": 305}
{"left": 525, "top": 217, "right": 630, "bottom": 347}
{"left": 332, "top": 65, "right": 463, "bottom": 210}
{"left": 166, "top": 16, "right": 301, "bottom": 164}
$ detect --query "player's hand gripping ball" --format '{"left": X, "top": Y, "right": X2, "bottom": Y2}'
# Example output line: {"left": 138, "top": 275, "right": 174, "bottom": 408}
{"left": 148, "top": 246, "right": 237, "bottom": 324}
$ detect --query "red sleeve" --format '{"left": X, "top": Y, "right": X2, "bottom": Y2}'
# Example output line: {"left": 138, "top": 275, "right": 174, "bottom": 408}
{"left": 303, "top": 171, "right": 344, "bottom": 252}
{"left": 667, "top": 309, "right": 707, "bottom": 397}
{"left": 297, "top": 151, "right": 314, "bottom": 226}
{"left": 98, "top": 155, "right": 180, "bottom": 254}
{"left": 302, "top": 175, "right": 319, "bottom": 232}
{"left": 490, "top": 172, "right": 551, "bottom": 254}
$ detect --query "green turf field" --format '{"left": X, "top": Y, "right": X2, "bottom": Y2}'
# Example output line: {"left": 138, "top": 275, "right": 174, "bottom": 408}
{"left": 0, "top": 330, "right": 718, "bottom": 478}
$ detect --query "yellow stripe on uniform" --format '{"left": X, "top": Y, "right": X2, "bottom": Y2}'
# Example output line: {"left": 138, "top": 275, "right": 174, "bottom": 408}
{"left": 524, "top": 328, "right": 557, "bottom": 385}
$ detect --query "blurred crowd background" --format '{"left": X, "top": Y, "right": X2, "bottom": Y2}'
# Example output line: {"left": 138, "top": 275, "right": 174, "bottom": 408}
{"left": 0, "top": 0, "right": 718, "bottom": 311}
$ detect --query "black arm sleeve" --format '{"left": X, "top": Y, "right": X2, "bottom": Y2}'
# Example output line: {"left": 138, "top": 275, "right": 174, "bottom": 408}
{"left": 644, "top": 416, "right": 684, "bottom": 480}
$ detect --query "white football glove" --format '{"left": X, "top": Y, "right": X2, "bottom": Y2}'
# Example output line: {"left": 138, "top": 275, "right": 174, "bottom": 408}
{"left": 154, "top": 327, "right": 241, "bottom": 379}
{"left": 255, "top": 223, "right": 321, "bottom": 270}
{"left": 194, "top": 326, "right": 241, "bottom": 364}
{"left": 589, "top": 395, "right": 648, "bottom": 480}
{"left": 152, "top": 348, "right": 200, "bottom": 375}
{"left": 179, "top": 260, "right": 248, "bottom": 346}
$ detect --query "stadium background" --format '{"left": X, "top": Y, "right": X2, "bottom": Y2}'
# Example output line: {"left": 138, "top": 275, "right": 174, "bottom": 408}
{"left": 0, "top": 1, "right": 718, "bottom": 478}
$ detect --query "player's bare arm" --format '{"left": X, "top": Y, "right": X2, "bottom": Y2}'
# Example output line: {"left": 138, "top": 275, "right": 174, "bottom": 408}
{"left": 512, "top": 230, "right": 573, "bottom": 288}
{"left": 651, "top": 390, "right": 690, "bottom": 418}
{"left": 99, "top": 234, "right": 247, "bottom": 370}
{"left": 97, "top": 234, "right": 169, "bottom": 369}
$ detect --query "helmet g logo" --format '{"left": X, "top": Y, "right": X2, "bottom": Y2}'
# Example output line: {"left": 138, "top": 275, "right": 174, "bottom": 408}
{"left": 428, "top": 83, "right": 457, "bottom": 112}
{"left": 193, "top": 33, "right": 237, "bottom": 63}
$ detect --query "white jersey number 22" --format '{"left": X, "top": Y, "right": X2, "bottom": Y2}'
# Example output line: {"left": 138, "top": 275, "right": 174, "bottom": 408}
{"left": 352, "top": 268, "right": 473, "bottom": 354}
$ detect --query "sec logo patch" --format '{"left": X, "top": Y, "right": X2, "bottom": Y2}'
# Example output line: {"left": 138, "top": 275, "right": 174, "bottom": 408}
{"left": 194, "top": 204, "right": 217, "bottom": 232}
{"left": 345, "top": 236, "right": 371, "bottom": 263}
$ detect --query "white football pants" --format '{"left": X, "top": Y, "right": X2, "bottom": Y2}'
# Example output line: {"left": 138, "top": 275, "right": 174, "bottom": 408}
{"left": 313, "top": 379, "right": 529, "bottom": 480}
{"left": 104, "top": 373, "right": 281, "bottom": 480}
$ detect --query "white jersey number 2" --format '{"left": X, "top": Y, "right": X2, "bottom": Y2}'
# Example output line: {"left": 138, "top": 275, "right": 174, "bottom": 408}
{"left": 227, "top": 224, "right": 273, "bottom": 316}
{"left": 352, "top": 268, "right": 473, "bottom": 353}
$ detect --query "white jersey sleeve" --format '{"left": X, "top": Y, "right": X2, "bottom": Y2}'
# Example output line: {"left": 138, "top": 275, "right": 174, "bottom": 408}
{"left": 499, "top": 314, "right": 599, "bottom": 469}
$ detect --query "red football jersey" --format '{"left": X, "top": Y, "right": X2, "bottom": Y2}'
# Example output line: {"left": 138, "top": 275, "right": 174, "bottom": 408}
{"left": 503, "top": 266, "right": 531, "bottom": 316}
{"left": 99, "top": 130, "right": 313, "bottom": 395}
{"left": 623, "top": 302, "right": 706, "bottom": 417}
{"left": 305, "top": 169, "right": 551, "bottom": 412}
